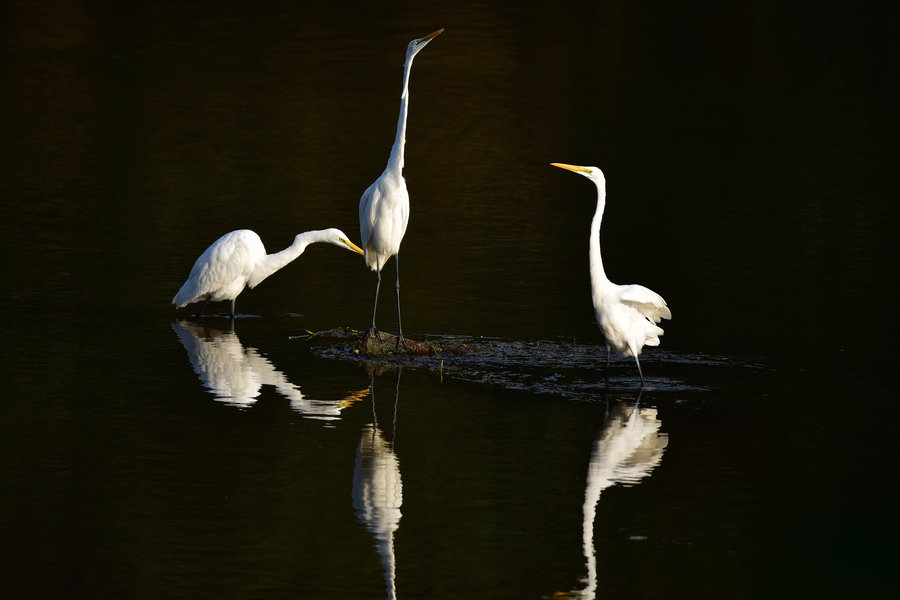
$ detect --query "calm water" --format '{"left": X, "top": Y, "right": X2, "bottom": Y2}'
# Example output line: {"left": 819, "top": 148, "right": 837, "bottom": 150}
{"left": 2, "top": 1, "right": 898, "bottom": 598}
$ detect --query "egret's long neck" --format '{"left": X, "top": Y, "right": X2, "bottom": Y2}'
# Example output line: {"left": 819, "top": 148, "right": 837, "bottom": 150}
{"left": 386, "top": 55, "right": 415, "bottom": 175}
{"left": 249, "top": 230, "right": 321, "bottom": 287}
{"left": 588, "top": 183, "right": 610, "bottom": 292}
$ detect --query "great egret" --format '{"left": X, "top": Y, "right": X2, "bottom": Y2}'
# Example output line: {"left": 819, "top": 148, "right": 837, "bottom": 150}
{"left": 551, "top": 163, "right": 672, "bottom": 385}
{"left": 359, "top": 28, "right": 443, "bottom": 350}
{"left": 172, "top": 228, "right": 363, "bottom": 317}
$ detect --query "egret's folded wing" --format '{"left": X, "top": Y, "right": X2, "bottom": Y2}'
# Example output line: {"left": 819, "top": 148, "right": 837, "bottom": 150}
{"left": 619, "top": 284, "right": 671, "bottom": 322}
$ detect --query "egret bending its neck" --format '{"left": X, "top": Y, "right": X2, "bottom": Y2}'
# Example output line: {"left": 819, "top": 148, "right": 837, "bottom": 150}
{"left": 249, "top": 229, "right": 351, "bottom": 288}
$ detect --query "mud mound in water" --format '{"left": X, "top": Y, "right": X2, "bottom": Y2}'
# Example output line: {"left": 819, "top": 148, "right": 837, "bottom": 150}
{"left": 299, "top": 330, "right": 757, "bottom": 397}
{"left": 296, "top": 327, "right": 478, "bottom": 357}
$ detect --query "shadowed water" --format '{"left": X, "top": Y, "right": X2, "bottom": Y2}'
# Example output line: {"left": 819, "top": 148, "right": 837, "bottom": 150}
{"left": 2, "top": 1, "right": 898, "bottom": 599}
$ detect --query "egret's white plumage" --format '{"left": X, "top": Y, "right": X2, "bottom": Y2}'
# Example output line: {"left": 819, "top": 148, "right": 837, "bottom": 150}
{"left": 552, "top": 163, "right": 671, "bottom": 385}
{"left": 352, "top": 423, "right": 403, "bottom": 600}
{"left": 173, "top": 228, "right": 363, "bottom": 317}
{"left": 359, "top": 28, "right": 443, "bottom": 345}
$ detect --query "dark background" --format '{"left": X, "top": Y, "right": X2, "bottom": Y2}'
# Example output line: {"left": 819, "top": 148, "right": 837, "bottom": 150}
{"left": 2, "top": 1, "right": 897, "bottom": 598}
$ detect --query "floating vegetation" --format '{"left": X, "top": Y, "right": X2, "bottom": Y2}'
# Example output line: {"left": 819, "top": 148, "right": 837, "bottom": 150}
{"left": 294, "top": 327, "right": 478, "bottom": 357}
{"left": 296, "top": 329, "right": 764, "bottom": 399}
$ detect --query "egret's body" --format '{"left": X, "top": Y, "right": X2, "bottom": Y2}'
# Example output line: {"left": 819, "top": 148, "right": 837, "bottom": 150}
{"left": 552, "top": 163, "right": 671, "bottom": 385}
{"left": 359, "top": 28, "right": 443, "bottom": 348}
{"left": 173, "top": 228, "right": 363, "bottom": 317}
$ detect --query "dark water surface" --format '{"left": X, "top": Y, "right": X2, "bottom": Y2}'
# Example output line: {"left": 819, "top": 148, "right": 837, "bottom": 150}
{"left": 2, "top": 1, "right": 898, "bottom": 598}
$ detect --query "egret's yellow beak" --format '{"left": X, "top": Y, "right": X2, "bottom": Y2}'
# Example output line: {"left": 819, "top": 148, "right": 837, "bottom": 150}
{"left": 416, "top": 28, "right": 444, "bottom": 45}
{"left": 551, "top": 162, "right": 592, "bottom": 174}
{"left": 342, "top": 239, "right": 365, "bottom": 255}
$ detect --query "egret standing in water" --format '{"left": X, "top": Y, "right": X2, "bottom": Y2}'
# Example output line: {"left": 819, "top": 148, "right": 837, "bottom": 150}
{"left": 173, "top": 228, "right": 363, "bottom": 318}
{"left": 359, "top": 28, "right": 443, "bottom": 351}
{"left": 551, "top": 163, "right": 671, "bottom": 385}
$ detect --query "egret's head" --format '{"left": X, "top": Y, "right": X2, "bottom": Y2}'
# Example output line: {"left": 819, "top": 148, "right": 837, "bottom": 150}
{"left": 551, "top": 163, "right": 606, "bottom": 185}
{"left": 406, "top": 28, "right": 444, "bottom": 58}
{"left": 330, "top": 229, "right": 364, "bottom": 255}
{"left": 305, "top": 229, "right": 364, "bottom": 255}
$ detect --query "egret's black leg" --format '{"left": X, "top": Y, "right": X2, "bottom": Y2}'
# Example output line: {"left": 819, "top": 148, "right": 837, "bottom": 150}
{"left": 370, "top": 264, "right": 383, "bottom": 340}
{"left": 230, "top": 298, "right": 236, "bottom": 319}
{"left": 394, "top": 254, "right": 406, "bottom": 353}
{"left": 194, "top": 296, "right": 212, "bottom": 318}
{"left": 634, "top": 355, "right": 645, "bottom": 388}
{"left": 605, "top": 344, "right": 611, "bottom": 385}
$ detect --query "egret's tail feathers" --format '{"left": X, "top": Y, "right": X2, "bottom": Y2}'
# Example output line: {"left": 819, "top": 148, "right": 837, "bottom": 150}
{"left": 173, "top": 283, "right": 201, "bottom": 308}
{"left": 644, "top": 321, "right": 664, "bottom": 346}
{"left": 363, "top": 246, "right": 378, "bottom": 271}
{"left": 363, "top": 244, "right": 386, "bottom": 272}
{"left": 173, "top": 291, "right": 186, "bottom": 308}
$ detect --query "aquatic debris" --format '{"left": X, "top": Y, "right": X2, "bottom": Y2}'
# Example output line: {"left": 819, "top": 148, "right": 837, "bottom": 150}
{"left": 360, "top": 329, "right": 431, "bottom": 356}
{"left": 295, "top": 327, "right": 478, "bottom": 357}
{"left": 290, "top": 326, "right": 362, "bottom": 340}
{"left": 303, "top": 331, "right": 752, "bottom": 396}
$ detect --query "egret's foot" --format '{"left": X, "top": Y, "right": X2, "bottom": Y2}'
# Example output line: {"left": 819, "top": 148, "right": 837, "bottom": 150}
{"left": 363, "top": 327, "right": 383, "bottom": 346}
{"left": 395, "top": 334, "right": 409, "bottom": 354}
{"left": 362, "top": 327, "right": 402, "bottom": 356}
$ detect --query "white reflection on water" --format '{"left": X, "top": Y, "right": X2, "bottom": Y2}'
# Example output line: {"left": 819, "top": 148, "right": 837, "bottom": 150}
{"left": 173, "top": 320, "right": 365, "bottom": 419}
{"left": 558, "top": 392, "right": 669, "bottom": 599}
{"left": 352, "top": 370, "right": 403, "bottom": 600}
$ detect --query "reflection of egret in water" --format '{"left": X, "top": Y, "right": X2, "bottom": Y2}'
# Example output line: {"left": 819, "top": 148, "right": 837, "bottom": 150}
{"left": 554, "top": 391, "right": 668, "bottom": 599}
{"left": 352, "top": 368, "right": 403, "bottom": 600}
{"left": 173, "top": 320, "right": 365, "bottom": 419}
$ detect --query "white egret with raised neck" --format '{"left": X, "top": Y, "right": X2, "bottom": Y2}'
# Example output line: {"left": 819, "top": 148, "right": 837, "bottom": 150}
{"left": 359, "top": 28, "right": 443, "bottom": 351}
{"left": 551, "top": 163, "right": 671, "bottom": 385}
